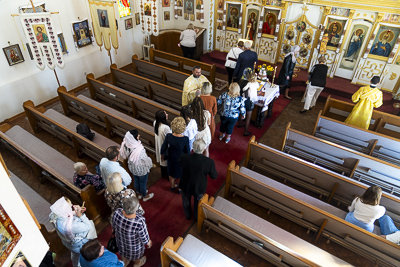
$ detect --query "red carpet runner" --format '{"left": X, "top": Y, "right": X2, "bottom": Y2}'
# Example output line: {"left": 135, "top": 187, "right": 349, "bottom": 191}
{"left": 81, "top": 96, "right": 291, "bottom": 267}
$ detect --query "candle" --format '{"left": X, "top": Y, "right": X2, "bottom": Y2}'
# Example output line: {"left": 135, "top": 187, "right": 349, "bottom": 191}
{"left": 272, "top": 66, "right": 277, "bottom": 86}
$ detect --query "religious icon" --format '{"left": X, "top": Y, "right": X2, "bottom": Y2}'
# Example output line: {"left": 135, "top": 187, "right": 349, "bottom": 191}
{"left": 217, "top": 22, "right": 223, "bottom": 30}
{"left": 0, "top": 205, "right": 22, "bottom": 266}
{"left": 9, "top": 251, "right": 32, "bottom": 267}
{"left": 217, "top": 0, "right": 223, "bottom": 10}
{"left": 370, "top": 29, "right": 395, "bottom": 57}
{"left": 285, "top": 29, "right": 294, "bottom": 40}
{"left": 162, "top": 0, "right": 170, "bottom": 7}
{"left": 218, "top": 12, "right": 223, "bottom": 21}
{"left": 296, "top": 21, "right": 306, "bottom": 32}
{"left": 3, "top": 44, "right": 24, "bottom": 66}
{"left": 26, "top": 43, "right": 34, "bottom": 60}
{"left": 282, "top": 43, "right": 291, "bottom": 54}
{"left": 247, "top": 10, "right": 259, "bottom": 41}
{"left": 184, "top": 13, "right": 189, "bottom": 20}
{"left": 97, "top": 9, "right": 110, "bottom": 28}
{"left": 344, "top": 28, "right": 364, "bottom": 62}
{"left": 319, "top": 32, "right": 329, "bottom": 54}
{"left": 299, "top": 47, "right": 308, "bottom": 57}
{"left": 302, "top": 33, "right": 312, "bottom": 44}
{"left": 196, "top": 12, "right": 202, "bottom": 20}
{"left": 395, "top": 55, "right": 400, "bottom": 65}
{"left": 196, "top": 0, "right": 202, "bottom": 10}
{"left": 177, "top": 9, "right": 183, "bottom": 16}
{"left": 164, "top": 11, "right": 170, "bottom": 21}
{"left": 390, "top": 14, "right": 400, "bottom": 23}
{"left": 33, "top": 25, "right": 49, "bottom": 43}
{"left": 57, "top": 33, "right": 68, "bottom": 54}
{"left": 118, "top": 0, "right": 131, "bottom": 17}
{"left": 135, "top": 13, "right": 140, "bottom": 25}
{"left": 72, "top": 20, "right": 92, "bottom": 48}
{"left": 125, "top": 18, "right": 133, "bottom": 29}
{"left": 185, "top": 0, "right": 194, "bottom": 14}
{"left": 144, "top": 3, "right": 152, "bottom": 16}
{"left": 326, "top": 19, "right": 345, "bottom": 48}
{"left": 190, "top": 14, "right": 195, "bottom": 21}
{"left": 262, "top": 11, "right": 277, "bottom": 35}
{"left": 177, "top": 0, "right": 183, "bottom": 7}
{"left": 226, "top": 4, "right": 240, "bottom": 29}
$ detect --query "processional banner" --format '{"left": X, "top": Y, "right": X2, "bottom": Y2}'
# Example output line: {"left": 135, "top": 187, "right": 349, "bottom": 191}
{"left": 20, "top": 13, "right": 66, "bottom": 70}
{"left": 89, "top": 0, "right": 119, "bottom": 51}
{"left": 140, "top": 0, "right": 160, "bottom": 36}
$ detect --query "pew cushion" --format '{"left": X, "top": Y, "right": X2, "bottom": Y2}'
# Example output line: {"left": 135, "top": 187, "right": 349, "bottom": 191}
{"left": 10, "top": 171, "right": 53, "bottom": 231}
{"left": 212, "top": 197, "right": 352, "bottom": 266}
{"left": 239, "top": 167, "right": 348, "bottom": 219}
{"left": 3, "top": 126, "right": 75, "bottom": 184}
{"left": 176, "top": 234, "right": 242, "bottom": 267}
{"left": 44, "top": 109, "right": 118, "bottom": 148}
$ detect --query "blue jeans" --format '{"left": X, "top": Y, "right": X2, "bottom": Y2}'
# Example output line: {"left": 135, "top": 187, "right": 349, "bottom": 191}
{"left": 134, "top": 174, "right": 148, "bottom": 197}
{"left": 379, "top": 215, "right": 400, "bottom": 235}
{"left": 345, "top": 212, "right": 374, "bottom": 232}
{"left": 220, "top": 116, "right": 238, "bottom": 135}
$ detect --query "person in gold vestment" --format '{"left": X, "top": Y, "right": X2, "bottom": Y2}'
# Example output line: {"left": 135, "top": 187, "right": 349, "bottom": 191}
{"left": 182, "top": 66, "right": 209, "bottom": 106}
{"left": 345, "top": 76, "right": 383, "bottom": 129}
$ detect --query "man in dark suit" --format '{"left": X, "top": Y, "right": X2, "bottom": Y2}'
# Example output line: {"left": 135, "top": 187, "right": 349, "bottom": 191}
{"left": 179, "top": 139, "right": 218, "bottom": 220}
{"left": 232, "top": 41, "right": 258, "bottom": 82}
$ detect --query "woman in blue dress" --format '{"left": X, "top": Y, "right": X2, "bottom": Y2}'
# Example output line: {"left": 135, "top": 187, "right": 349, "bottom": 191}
{"left": 161, "top": 117, "right": 190, "bottom": 193}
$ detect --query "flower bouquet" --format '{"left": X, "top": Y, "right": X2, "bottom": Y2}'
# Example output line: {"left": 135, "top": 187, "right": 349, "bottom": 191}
{"left": 257, "top": 64, "right": 275, "bottom": 82}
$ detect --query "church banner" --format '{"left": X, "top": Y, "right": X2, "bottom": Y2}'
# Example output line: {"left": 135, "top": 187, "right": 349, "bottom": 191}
{"left": 140, "top": 0, "right": 160, "bottom": 36}
{"left": 20, "top": 12, "right": 66, "bottom": 71}
{"left": 89, "top": 0, "right": 119, "bottom": 51}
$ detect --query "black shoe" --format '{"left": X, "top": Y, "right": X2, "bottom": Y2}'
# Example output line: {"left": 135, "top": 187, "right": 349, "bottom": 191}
{"left": 300, "top": 110, "right": 307, "bottom": 113}
{"left": 244, "top": 132, "right": 252, "bottom": 136}
{"left": 309, "top": 107, "right": 312, "bottom": 110}
{"left": 237, "top": 124, "right": 245, "bottom": 128}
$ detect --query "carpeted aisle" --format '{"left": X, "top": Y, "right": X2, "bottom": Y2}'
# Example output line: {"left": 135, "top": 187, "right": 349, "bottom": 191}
{"left": 91, "top": 96, "right": 291, "bottom": 267}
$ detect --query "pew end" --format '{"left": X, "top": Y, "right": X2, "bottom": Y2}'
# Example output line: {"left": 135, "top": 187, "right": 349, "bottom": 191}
{"left": 197, "top": 194, "right": 214, "bottom": 233}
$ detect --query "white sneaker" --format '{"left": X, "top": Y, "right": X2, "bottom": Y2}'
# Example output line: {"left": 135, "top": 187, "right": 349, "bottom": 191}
{"left": 143, "top": 193, "right": 154, "bottom": 202}
{"left": 137, "top": 195, "right": 142, "bottom": 200}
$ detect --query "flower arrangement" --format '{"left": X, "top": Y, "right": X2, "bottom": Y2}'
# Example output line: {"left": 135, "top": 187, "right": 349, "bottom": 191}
{"left": 257, "top": 64, "right": 275, "bottom": 81}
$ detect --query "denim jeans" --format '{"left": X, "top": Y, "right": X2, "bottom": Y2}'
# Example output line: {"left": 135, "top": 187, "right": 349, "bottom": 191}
{"left": 345, "top": 212, "right": 374, "bottom": 232}
{"left": 134, "top": 173, "right": 148, "bottom": 197}
{"left": 220, "top": 116, "right": 238, "bottom": 135}
{"left": 379, "top": 215, "right": 400, "bottom": 235}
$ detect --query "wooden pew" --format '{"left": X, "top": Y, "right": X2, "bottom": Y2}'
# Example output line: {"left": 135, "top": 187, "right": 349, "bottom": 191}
{"left": 160, "top": 235, "right": 242, "bottom": 267}
{"left": 225, "top": 161, "right": 400, "bottom": 267}
{"left": 86, "top": 73, "right": 180, "bottom": 123}
{"left": 57, "top": 86, "right": 156, "bottom": 154}
{"left": 322, "top": 96, "right": 400, "bottom": 139}
{"left": 23, "top": 100, "right": 118, "bottom": 162}
{"left": 149, "top": 47, "right": 216, "bottom": 86}
{"left": 0, "top": 124, "right": 110, "bottom": 224}
{"left": 109, "top": 64, "right": 183, "bottom": 110}
{"left": 244, "top": 137, "right": 400, "bottom": 223}
{"left": 132, "top": 55, "right": 188, "bottom": 89}
{"left": 197, "top": 194, "right": 353, "bottom": 267}
{"left": 313, "top": 112, "right": 400, "bottom": 166}
{"left": 282, "top": 124, "right": 400, "bottom": 195}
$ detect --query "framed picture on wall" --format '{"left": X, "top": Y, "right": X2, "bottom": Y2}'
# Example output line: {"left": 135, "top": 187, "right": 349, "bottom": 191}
{"left": 3, "top": 44, "right": 24, "bottom": 66}
{"left": 162, "top": 0, "right": 170, "bottom": 7}
{"left": 369, "top": 25, "right": 400, "bottom": 58}
{"left": 246, "top": 8, "right": 260, "bottom": 41}
{"left": 326, "top": 18, "right": 347, "bottom": 48}
{"left": 184, "top": 0, "right": 194, "bottom": 15}
{"left": 125, "top": 18, "right": 133, "bottom": 29}
{"left": 135, "top": 13, "right": 140, "bottom": 25}
{"left": 26, "top": 43, "right": 34, "bottom": 60}
{"left": 72, "top": 19, "right": 93, "bottom": 48}
{"left": 8, "top": 251, "right": 32, "bottom": 267}
{"left": 57, "top": 33, "right": 68, "bottom": 54}
{"left": 262, "top": 9, "right": 279, "bottom": 36}
{"left": 0, "top": 204, "right": 22, "bottom": 266}
{"left": 164, "top": 11, "right": 170, "bottom": 21}
{"left": 226, "top": 3, "right": 241, "bottom": 31}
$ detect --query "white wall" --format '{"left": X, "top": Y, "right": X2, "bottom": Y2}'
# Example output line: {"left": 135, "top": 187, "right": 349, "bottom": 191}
{"left": 0, "top": 164, "right": 49, "bottom": 266}
{"left": 0, "top": 0, "right": 145, "bottom": 122}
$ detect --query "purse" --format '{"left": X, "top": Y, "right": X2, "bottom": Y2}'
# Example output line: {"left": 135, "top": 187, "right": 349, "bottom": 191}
{"left": 107, "top": 231, "right": 118, "bottom": 253}
{"left": 217, "top": 102, "right": 224, "bottom": 115}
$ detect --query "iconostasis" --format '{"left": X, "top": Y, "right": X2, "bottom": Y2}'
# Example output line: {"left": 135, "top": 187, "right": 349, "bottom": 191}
{"left": 212, "top": 0, "right": 400, "bottom": 93}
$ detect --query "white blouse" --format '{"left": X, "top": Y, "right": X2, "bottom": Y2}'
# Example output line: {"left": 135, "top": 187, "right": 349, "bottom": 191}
{"left": 348, "top": 198, "right": 386, "bottom": 224}
{"left": 243, "top": 81, "right": 259, "bottom": 103}
{"left": 154, "top": 121, "right": 172, "bottom": 167}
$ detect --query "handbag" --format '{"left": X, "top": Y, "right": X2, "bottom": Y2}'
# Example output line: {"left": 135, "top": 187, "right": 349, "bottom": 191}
{"left": 217, "top": 102, "right": 224, "bottom": 115}
{"left": 107, "top": 231, "right": 118, "bottom": 253}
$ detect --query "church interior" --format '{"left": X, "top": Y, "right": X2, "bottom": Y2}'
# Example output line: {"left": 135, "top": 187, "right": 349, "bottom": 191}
{"left": 1, "top": 0, "right": 400, "bottom": 266}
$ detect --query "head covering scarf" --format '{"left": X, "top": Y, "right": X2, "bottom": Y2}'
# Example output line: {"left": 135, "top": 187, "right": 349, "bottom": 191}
{"left": 50, "top": 197, "right": 75, "bottom": 241}
{"left": 119, "top": 131, "right": 145, "bottom": 164}
{"left": 285, "top": 45, "right": 300, "bottom": 63}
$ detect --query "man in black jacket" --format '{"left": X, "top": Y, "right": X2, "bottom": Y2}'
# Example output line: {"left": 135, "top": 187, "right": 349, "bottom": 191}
{"left": 179, "top": 139, "right": 218, "bottom": 220}
{"left": 232, "top": 41, "right": 258, "bottom": 82}
{"left": 300, "top": 56, "right": 328, "bottom": 113}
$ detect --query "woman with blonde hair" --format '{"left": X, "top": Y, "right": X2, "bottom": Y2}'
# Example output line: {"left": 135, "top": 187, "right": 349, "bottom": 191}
{"left": 180, "top": 23, "right": 197, "bottom": 58}
{"left": 104, "top": 172, "right": 144, "bottom": 218}
{"left": 345, "top": 185, "right": 386, "bottom": 232}
{"left": 200, "top": 82, "right": 217, "bottom": 138}
{"left": 161, "top": 117, "right": 190, "bottom": 192}
{"left": 217, "top": 82, "right": 246, "bottom": 143}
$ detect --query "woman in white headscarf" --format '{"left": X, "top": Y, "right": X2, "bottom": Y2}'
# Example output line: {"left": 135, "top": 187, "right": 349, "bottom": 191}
{"left": 49, "top": 197, "right": 95, "bottom": 267}
{"left": 119, "top": 130, "right": 154, "bottom": 202}
{"left": 277, "top": 45, "right": 300, "bottom": 100}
